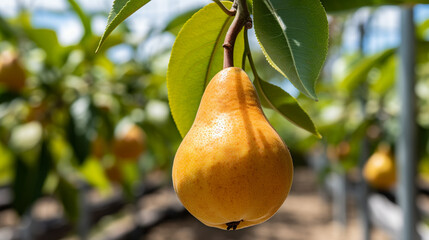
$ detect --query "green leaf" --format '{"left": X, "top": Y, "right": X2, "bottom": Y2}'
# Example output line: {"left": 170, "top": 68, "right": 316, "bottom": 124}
{"left": 119, "top": 161, "right": 140, "bottom": 198}
{"left": 254, "top": 77, "right": 321, "bottom": 137}
{"left": 370, "top": 55, "right": 396, "bottom": 94}
{"left": 247, "top": 0, "right": 253, "bottom": 13}
{"left": 167, "top": 1, "right": 245, "bottom": 137}
{"left": 163, "top": 7, "right": 201, "bottom": 36}
{"left": 24, "top": 28, "right": 63, "bottom": 66}
{"left": 67, "top": 0, "right": 92, "bottom": 41}
{"left": 97, "top": 0, "right": 151, "bottom": 52}
{"left": 0, "top": 144, "right": 13, "bottom": 185}
{"left": 340, "top": 48, "right": 395, "bottom": 92}
{"left": 0, "top": 91, "right": 20, "bottom": 104}
{"left": 12, "top": 141, "right": 52, "bottom": 215}
{"left": 56, "top": 176, "right": 79, "bottom": 222}
{"left": 0, "top": 16, "right": 17, "bottom": 40}
{"left": 80, "top": 158, "right": 110, "bottom": 191}
{"left": 253, "top": 0, "right": 328, "bottom": 100}
{"left": 66, "top": 97, "right": 95, "bottom": 164}
{"left": 418, "top": 18, "right": 429, "bottom": 40}
{"left": 418, "top": 40, "right": 429, "bottom": 63}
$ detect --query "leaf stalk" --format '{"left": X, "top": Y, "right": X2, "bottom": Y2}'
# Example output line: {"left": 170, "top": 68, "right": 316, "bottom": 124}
{"left": 212, "top": 0, "right": 237, "bottom": 16}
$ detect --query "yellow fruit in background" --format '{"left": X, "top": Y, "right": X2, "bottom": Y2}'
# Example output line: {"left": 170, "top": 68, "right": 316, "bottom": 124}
{"left": 363, "top": 146, "right": 396, "bottom": 189}
{"left": 172, "top": 67, "right": 293, "bottom": 230}
{"left": 0, "top": 51, "right": 26, "bottom": 92}
{"left": 113, "top": 124, "right": 146, "bottom": 160}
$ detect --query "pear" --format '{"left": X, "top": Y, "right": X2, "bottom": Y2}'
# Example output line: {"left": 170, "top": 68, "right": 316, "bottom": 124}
{"left": 172, "top": 67, "right": 293, "bottom": 230}
{"left": 363, "top": 146, "right": 396, "bottom": 190}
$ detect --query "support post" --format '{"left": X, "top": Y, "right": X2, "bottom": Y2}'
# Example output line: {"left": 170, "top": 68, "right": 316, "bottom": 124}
{"left": 397, "top": 6, "right": 418, "bottom": 240}
{"left": 332, "top": 169, "right": 347, "bottom": 228}
{"left": 358, "top": 136, "right": 371, "bottom": 240}
{"left": 357, "top": 19, "right": 371, "bottom": 240}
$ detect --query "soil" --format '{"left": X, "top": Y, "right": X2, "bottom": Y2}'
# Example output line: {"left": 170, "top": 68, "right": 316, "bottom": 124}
{"left": 143, "top": 168, "right": 391, "bottom": 240}
{"left": 0, "top": 168, "right": 392, "bottom": 240}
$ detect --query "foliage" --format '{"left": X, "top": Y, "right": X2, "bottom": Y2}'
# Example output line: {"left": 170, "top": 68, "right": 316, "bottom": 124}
{"left": 303, "top": 8, "right": 429, "bottom": 177}
{"left": 0, "top": 2, "right": 180, "bottom": 222}
{"left": 99, "top": 0, "right": 329, "bottom": 138}
{"left": 253, "top": 0, "right": 328, "bottom": 100}
{"left": 167, "top": 2, "right": 244, "bottom": 137}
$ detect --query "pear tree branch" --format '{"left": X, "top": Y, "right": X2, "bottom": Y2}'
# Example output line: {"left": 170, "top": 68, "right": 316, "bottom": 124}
{"left": 223, "top": 0, "right": 252, "bottom": 69}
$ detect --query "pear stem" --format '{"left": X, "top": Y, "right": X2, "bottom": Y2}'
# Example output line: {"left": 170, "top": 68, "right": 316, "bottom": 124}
{"left": 223, "top": 0, "right": 252, "bottom": 69}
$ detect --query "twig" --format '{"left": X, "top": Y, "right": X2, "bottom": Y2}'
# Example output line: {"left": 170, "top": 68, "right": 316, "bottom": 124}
{"left": 223, "top": 0, "right": 252, "bottom": 69}
{"left": 212, "top": 0, "right": 236, "bottom": 16}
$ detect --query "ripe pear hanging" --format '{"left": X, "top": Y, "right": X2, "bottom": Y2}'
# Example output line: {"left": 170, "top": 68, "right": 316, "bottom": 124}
{"left": 172, "top": 67, "right": 293, "bottom": 230}
{"left": 363, "top": 146, "right": 396, "bottom": 190}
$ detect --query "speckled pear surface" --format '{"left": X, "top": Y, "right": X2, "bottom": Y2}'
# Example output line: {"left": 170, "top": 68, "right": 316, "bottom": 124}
{"left": 172, "top": 67, "right": 293, "bottom": 230}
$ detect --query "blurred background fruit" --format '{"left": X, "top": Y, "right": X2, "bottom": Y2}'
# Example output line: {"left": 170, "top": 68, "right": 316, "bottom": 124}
{"left": 363, "top": 145, "right": 397, "bottom": 190}
{"left": 0, "top": 50, "right": 26, "bottom": 92}
{"left": 113, "top": 122, "right": 146, "bottom": 161}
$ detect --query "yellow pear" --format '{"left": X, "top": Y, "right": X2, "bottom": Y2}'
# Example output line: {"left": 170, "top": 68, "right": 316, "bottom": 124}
{"left": 363, "top": 146, "right": 396, "bottom": 190}
{"left": 172, "top": 67, "right": 293, "bottom": 230}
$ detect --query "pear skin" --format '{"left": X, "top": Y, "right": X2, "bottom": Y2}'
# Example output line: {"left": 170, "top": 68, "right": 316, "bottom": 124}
{"left": 172, "top": 67, "right": 293, "bottom": 230}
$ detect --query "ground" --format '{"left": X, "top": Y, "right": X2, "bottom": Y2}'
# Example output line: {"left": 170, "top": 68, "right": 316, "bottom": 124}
{"left": 143, "top": 168, "right": 391, "bottom": 240}
{"left": 0, "top": 168, "right": 393, "bottom": 240}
